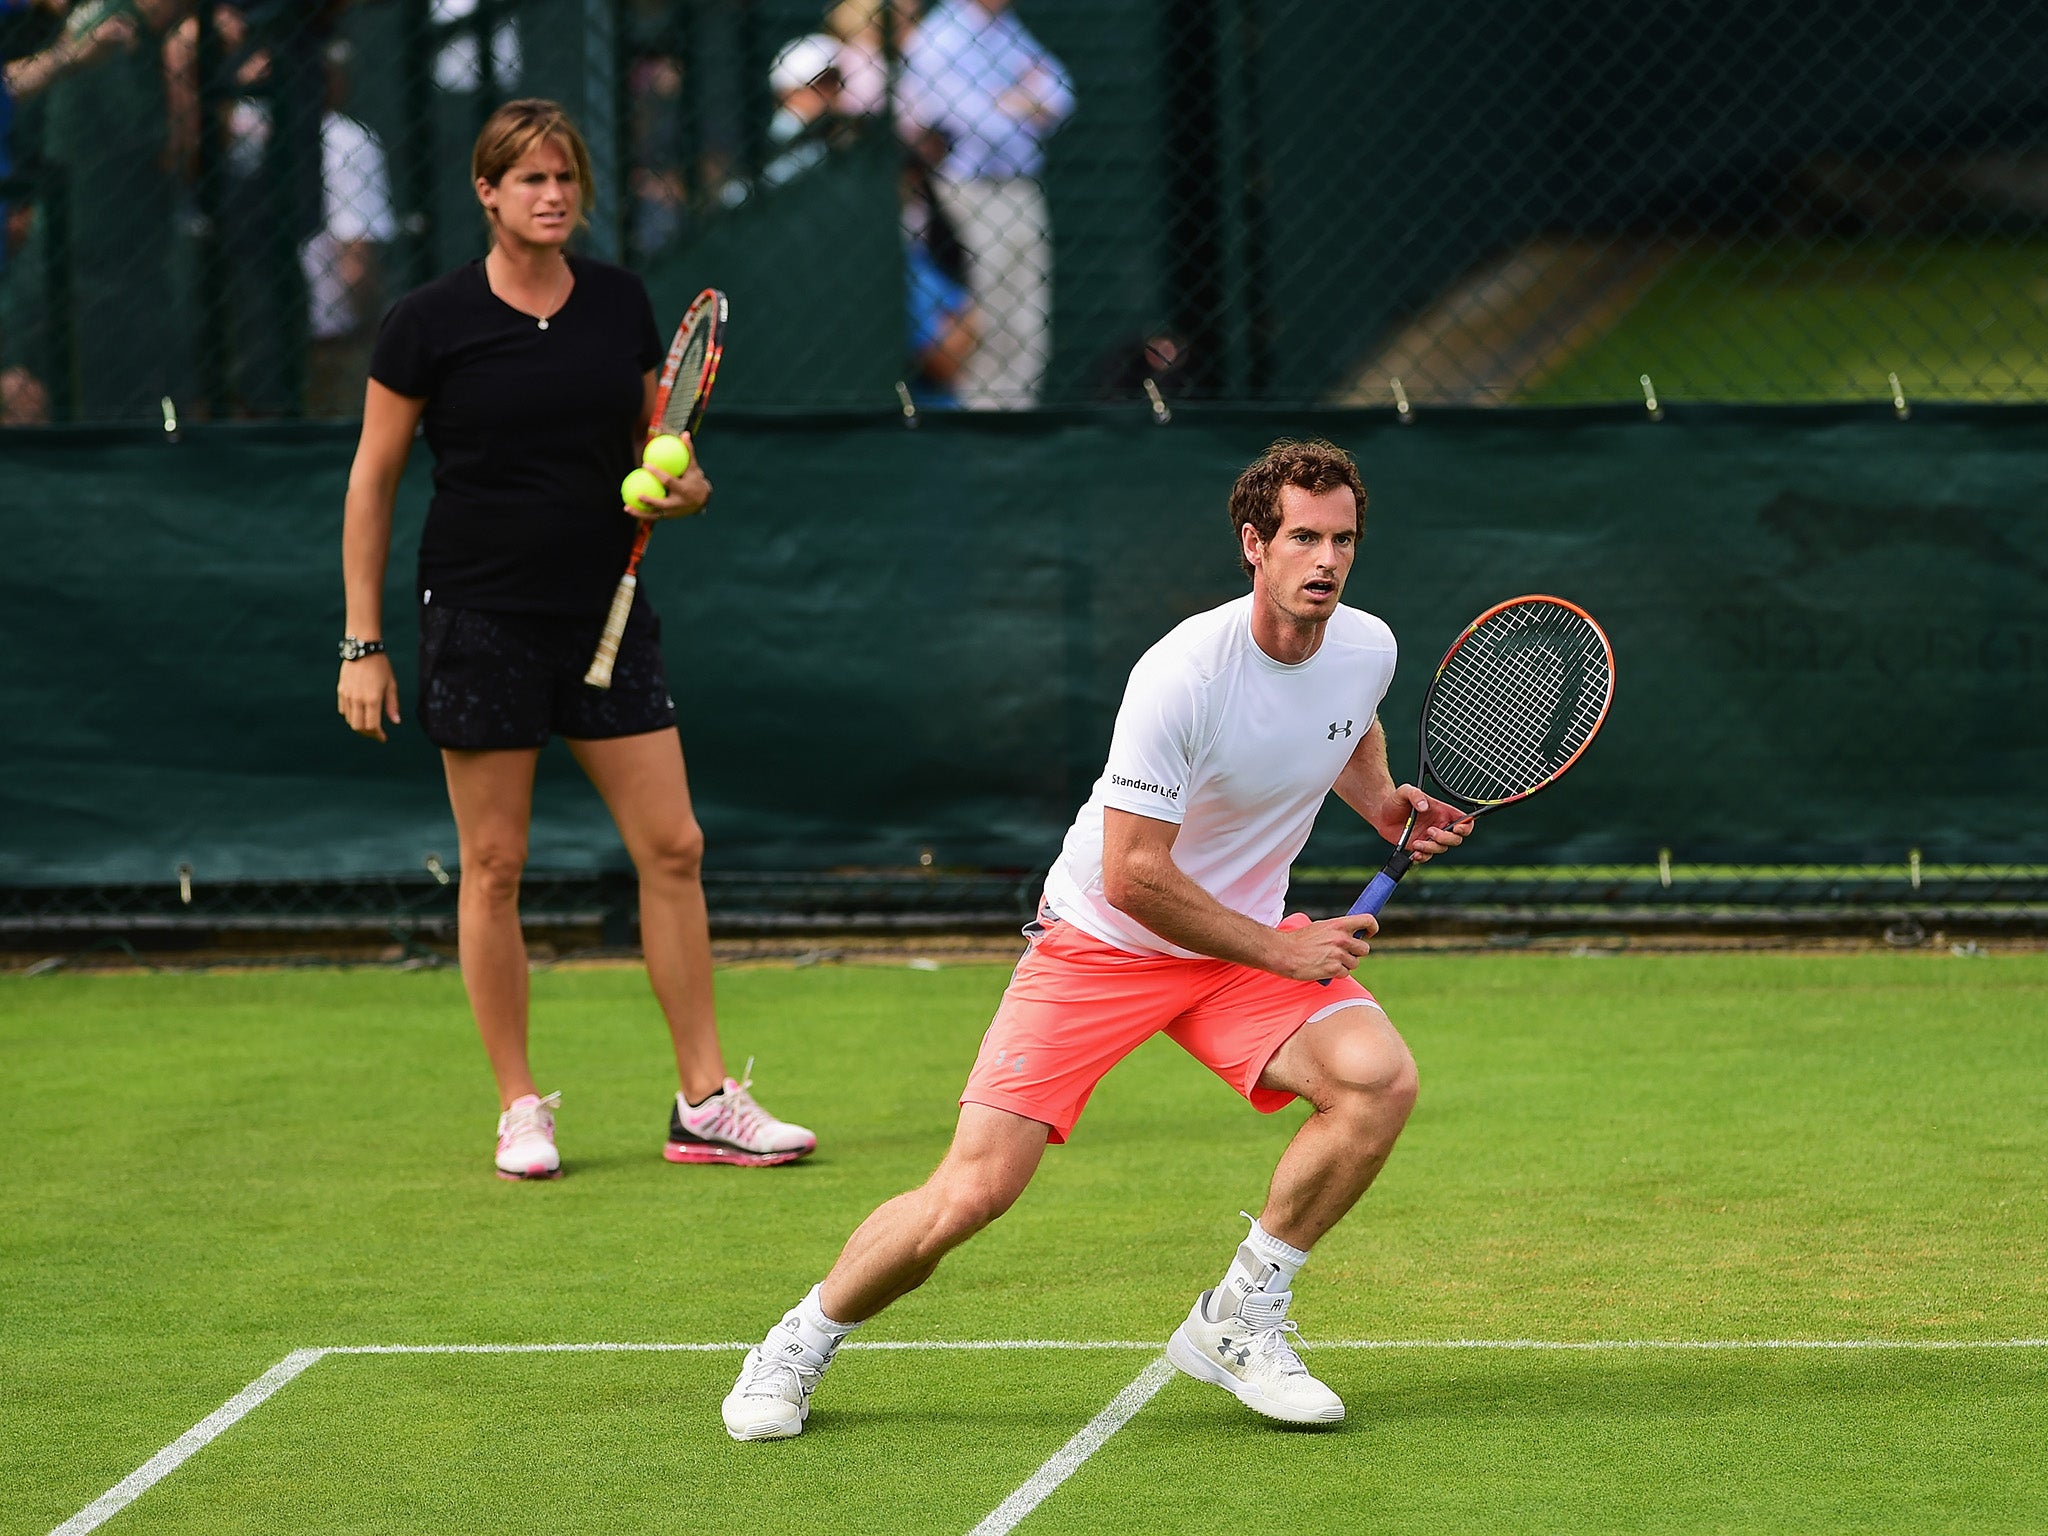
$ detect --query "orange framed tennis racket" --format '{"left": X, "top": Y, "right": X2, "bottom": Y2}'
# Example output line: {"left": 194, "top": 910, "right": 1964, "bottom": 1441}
{"left": 1347, "top": 595, "right": 1616, "bottom": 918}
{"left": 584, "top": 287, "right": 727, "bottom": 688}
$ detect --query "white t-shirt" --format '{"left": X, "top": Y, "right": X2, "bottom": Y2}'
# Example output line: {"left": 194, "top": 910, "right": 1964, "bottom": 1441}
{"left": 1042, "top": 594, "right": 1398, "bottom": 958}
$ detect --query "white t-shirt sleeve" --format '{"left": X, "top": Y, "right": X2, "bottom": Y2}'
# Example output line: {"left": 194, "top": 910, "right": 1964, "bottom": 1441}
{"left": 1094, "top": 653, "right": 1203, "bottom": 825}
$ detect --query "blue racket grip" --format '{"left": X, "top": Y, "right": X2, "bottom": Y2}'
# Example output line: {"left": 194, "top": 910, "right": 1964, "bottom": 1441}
{"left": 1317, "top": 852, "right": 1414, "bottom": 984}
{"left": 1350, "top": 849, "right": 1416, "bottom": 919}
{"left": 1348, "top": 870, "right": 1401, "bottom": 918}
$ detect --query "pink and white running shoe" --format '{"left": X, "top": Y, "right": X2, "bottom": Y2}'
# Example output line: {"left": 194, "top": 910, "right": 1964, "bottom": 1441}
{"left": 495, "top": 1091, "right": 562, "bottom": 1180}
{"left": 666, "top": 1059, "right": 816, "bottom": 1167}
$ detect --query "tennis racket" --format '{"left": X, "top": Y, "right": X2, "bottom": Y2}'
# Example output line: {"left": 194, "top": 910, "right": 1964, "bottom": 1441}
{"left": 1348, "top": 595, "right": 1616, "bottom": 919}
{"left": 583, "top": 287, "right": 728, "bottom": 688}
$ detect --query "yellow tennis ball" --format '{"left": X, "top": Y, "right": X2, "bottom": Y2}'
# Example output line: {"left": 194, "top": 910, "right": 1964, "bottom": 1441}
{"left": 621, "top": 467, "right": 667, "bottom": 512}
{"left": 643, "top": 434, "right": 691, "bottom": 478}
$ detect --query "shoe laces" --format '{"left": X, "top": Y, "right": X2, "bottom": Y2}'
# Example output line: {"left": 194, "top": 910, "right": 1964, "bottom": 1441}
{"left": 708, "top": 1056, "right": 774, "bottom": 1138}
{"left": 1251, "top": 1319, "right": 1309, "bottom": 1378}
{"left": 502, "top": 1090, "right": 560, "bottom": 1140}
{"left": 740, "top": 1323, "right": 828, "bottom": 1400}
{"left": 1235, "top": 1289, "right": 1308, "bottom": 1377}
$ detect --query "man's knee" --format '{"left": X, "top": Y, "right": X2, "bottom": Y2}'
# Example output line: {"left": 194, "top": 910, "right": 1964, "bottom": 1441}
{"left": 924, "top": 1161, "right": 1029, "bottom": 1247}
{"left": 1310, "top": 1011, "right": 1419, "bottom": 1121}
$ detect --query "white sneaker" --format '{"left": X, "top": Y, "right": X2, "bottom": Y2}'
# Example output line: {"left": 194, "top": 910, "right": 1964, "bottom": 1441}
{"left": 494, "top": 1091, "right": 562, "bottom": 1180}
{"left": 667, "top": 1058, "right": 816, "bottom": 1167}
{"left": 1167, "top": 1284, "right": 1345, "bottom": 1425}
{"left": 722, "top": 1309, "right": 835, "bottom": 1441}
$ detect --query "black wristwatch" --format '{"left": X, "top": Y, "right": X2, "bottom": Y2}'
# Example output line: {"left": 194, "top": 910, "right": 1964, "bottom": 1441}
{"left": 339, "top": 636, "right": 387, "bottom": 662}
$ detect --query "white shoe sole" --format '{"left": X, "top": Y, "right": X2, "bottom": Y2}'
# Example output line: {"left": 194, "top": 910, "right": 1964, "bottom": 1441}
{"left": 723, "top": 1402, "right": 806, "bottom": 1441}
{"left": 1166, "top": 1324, "right": 1346, "bottom": 1425}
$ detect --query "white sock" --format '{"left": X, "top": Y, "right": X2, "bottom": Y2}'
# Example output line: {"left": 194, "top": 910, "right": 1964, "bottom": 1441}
{"left": 1212, "top": 1215, "right": 1309, "bottom": 1315}
{"left": 1244, "top": 1219, "right": 1309, "bottom": 1290}
{"left": 789, "top": 1284, "right": 859, "bottom": 1355}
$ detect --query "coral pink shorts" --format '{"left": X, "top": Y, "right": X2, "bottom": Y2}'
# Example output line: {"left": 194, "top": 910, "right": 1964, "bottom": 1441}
{"left": 960, "top": 913, "right": 1380, "bottom": 1144}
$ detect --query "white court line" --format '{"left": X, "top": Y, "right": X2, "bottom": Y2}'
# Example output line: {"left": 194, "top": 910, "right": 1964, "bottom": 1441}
{"left": 50, "top": 1337, "right": 2048, "bottom": 1536}
{"left": 965, "top": 1357, "right": 1177, "bottom": 1536}
{"left": 48, "top": 1349, "right": 326, "bottom": 1536}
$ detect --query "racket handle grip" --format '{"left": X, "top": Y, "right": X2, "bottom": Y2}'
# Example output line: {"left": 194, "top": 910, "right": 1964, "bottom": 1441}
{"left": 583, "top": 573, "right": 637, "bottom": 689}
{"left": 1347, "top": 850, "right": 1417, "bottom": 919}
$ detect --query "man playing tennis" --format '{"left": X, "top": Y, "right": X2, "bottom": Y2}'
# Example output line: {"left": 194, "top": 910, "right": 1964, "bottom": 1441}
{"left": 723, "top": 439, "right": 1472, "bottom": 1438}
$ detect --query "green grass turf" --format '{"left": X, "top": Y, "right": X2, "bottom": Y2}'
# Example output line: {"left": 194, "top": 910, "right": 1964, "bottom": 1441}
{"left": 1522, "top": 237, "right": 2048, "bottom": 404}
{"left": 6, "top": 954, "right": 2048, "bottom": 1533}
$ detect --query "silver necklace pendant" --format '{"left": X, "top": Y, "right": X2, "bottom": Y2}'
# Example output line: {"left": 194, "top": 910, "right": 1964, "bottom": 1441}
{"left": 537, "top": 317, "right": 549, "bottom": 330}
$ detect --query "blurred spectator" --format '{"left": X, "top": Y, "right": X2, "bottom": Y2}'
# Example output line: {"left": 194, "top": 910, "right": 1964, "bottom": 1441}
{"left": 212, "top": 3, "right": 290, "bottom": 413}
{"left": 1093, "top": 330, "right": 1193, "bottom": 402}
{"left": 901, "top": 0, "right": 1070, "bottom": 409}
{"left": 626, "top": 51, "right": 686, "bottom": 258}
{"left": 301, "top": 37, "right": 390, "bottom": 418}
{"left": 825, "top": 0, "right": 918, "bottom": 119}
{"left": 1, "top": 0, "right": 59, "bottom": 211}
{"left": 33, "top": 0, "right": 193, "bottom": 420}
{"left": 3, "top": 1, "right": 129, "bottom": 129}
{"left": 0, "top": 198, "right": 44, "bottom": 418}
{"left": 429, "top": 0, "right": 518, "bottom": 273}
{"left": 901, "top": 151, "right": 975, "bottom": 405}
{"left": 1, "top": 358, "right": 46, "bottom": 420}
{"left": 2, "top": 0, "right": 70, "bottom": 320}
{"left": 762, "top": 32, "right": 853, "bottom": 190}
{"left": 431, "top": 0, "right": 517, "bottom": 94}
{"left": 205, "top": 2, "right": 348, "bottom": 414}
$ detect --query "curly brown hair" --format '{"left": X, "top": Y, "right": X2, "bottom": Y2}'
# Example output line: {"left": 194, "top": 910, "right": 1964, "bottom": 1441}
{"left": 1228, "top": 439, "right": 1367, "bottom": 579}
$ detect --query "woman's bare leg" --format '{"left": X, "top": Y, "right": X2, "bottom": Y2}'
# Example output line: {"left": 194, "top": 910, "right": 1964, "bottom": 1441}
{"left": 441, "top": 747, "right": 543, "bottom": 1109}
{"left": 568, "top": 729, "right": 724, "bottom": 1102}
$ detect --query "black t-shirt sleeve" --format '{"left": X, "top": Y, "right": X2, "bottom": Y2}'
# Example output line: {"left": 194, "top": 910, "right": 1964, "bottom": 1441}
{"left": 634, "top": 279, "right": 664, "bottom": 373}
{"left": 369, "top": 295, "right": 435, "bottom": 398}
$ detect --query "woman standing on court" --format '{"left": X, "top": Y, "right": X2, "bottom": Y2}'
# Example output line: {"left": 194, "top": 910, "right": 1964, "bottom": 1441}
{"left": 335, "top": 99, "right": 816, "bottom": 1180}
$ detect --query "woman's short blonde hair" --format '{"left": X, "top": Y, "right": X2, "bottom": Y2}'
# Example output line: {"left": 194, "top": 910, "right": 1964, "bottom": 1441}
{"left": 472, "top": 99, "right": 595, "bottom": 227}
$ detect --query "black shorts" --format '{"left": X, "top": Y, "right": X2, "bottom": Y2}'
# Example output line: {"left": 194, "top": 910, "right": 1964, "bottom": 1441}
{"left": 416, "top": 601, "right": 677, "bottom": 751}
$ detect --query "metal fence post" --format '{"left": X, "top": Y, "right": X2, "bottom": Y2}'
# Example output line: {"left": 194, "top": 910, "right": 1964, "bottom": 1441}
{"left": 42, "top": 167, "right": 77, "bottom": 424}
{"left": 192, "top": 4, "right": 228, "bottom": 419}
{"left": 582, "top": 0, "right": 622, "bottom": 262}
{"left": 398, "top": 0, "right": 437, "bottom": 294}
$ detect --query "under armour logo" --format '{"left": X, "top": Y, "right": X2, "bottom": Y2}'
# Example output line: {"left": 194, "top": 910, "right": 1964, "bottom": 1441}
{"left": 1217, "top": 1336, "right": 1250, "bottom": 1366}
{"left": 1328, "top": 720, "right": 1354, "bottom": 740}
{"left": 992, "top": 1049, "right": 1028, "bottom": 1076}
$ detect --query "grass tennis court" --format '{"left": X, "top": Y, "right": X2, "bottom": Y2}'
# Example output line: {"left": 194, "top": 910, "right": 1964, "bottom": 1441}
{"left": 8, "top": 953, "right": 2048, "bottom": 1533}
{"left": 1523, "top": 237, "right": 2048, "bottom": 404}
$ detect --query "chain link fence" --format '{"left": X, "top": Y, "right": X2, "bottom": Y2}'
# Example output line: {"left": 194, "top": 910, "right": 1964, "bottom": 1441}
{"left": 5, "top": 0, "right": 2048, "bottom": 424}
{"left": 6, "top": 864, "right": 2044, "bottom": 961}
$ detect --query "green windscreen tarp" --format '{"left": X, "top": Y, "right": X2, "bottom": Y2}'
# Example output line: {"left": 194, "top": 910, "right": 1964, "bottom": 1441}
{"left": 3, "top": 407, "right": 2045, "bottom": 886}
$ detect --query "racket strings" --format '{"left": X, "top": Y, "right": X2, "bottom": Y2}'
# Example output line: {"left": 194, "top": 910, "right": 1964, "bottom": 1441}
{"left": 1423, "top": 604, "right": 1611, "bottom": 804}
{"left": 660, "top": 328, "right": 711, "bottom": 435}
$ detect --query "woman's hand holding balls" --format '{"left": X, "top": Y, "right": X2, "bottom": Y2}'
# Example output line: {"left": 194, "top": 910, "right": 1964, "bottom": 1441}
{"left": 621, "top": 431, "right": 711, "bottom": 520}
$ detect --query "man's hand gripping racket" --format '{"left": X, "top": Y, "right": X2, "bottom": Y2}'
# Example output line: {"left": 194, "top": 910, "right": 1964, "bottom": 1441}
{"left": 584, "top": 287, "right": 727, "bottom": 688}
{"left": 1347, "top": 594, "right": 1616, "bottom": 926}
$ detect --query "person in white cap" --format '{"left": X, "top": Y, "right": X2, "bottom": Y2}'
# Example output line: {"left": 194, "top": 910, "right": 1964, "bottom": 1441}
{"left": 763, "top": 33, "right": 850, "bottom": 189}
{"left": 900, "top": 0, "right": 1071, "bottom": 408}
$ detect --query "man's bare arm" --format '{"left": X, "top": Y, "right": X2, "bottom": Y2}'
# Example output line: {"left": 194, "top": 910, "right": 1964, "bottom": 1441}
{"left": 1332, "top": 716, "right": 1472, "bottom": 862}
{"left": 1100, "top": 809, "right": 1373, "bottom": 982}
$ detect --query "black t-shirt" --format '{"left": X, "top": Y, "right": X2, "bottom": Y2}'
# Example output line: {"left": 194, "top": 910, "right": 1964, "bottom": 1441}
{"left": 370, "top": 255, "right": 665, "bottom": 617}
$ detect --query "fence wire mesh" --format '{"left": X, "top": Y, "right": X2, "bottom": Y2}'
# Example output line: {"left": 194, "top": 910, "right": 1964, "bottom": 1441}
{"left": 5, "top": 0, "right": 2048, "bottom": 424}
